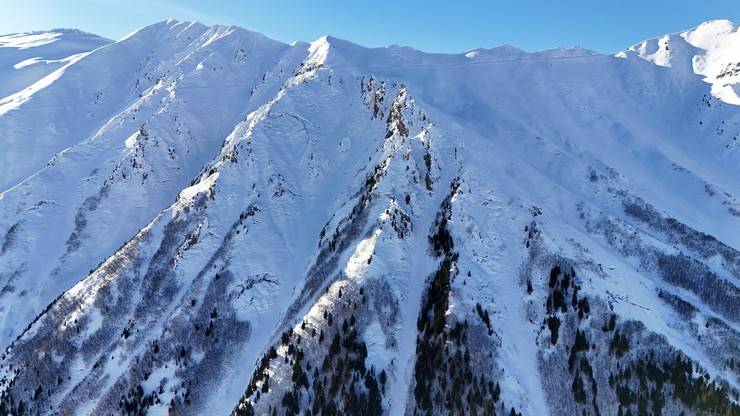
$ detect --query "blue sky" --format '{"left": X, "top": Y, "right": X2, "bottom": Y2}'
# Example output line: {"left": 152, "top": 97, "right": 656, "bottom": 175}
{"left": 3, "top": 0, "right": 740, "bottom": 53}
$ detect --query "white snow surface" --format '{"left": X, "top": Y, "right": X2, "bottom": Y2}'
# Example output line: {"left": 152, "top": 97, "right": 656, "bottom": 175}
{"left": 624, "top": 19, "right": 740, "bottom": 104}
{"left": 0, "top": 29, "right": 110, "bottom": 100}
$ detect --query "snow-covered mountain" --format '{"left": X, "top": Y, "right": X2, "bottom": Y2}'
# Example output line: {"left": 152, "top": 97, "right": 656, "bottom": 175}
{"left": 0, "top": 28, "right": 110, "bottom": 100}
{"left": 0, "top": 18, "right": 738, "bottom": 416}
{"left": 622, "top": 19, "right": 740, "bottom": 105}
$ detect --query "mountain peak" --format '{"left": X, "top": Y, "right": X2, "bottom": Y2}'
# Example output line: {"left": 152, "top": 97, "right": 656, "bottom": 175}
{"left": 624, "top": 18, "right": 740, "bottom": 104}
{"left": 692, "top": 18, "right": 738, "bottom": 34}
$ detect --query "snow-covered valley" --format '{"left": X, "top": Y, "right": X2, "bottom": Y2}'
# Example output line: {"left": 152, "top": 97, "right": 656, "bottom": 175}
{"left": 0, "top": 18, "right": 738, "bottom": 415}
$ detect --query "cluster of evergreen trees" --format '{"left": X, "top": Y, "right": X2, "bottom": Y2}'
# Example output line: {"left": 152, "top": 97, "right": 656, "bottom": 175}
{"left": 411, "top": 181, "right": 508, "bottom": 415}
{"left": 541, "top": 265, "right": 601, "bottom": 415}
{"left": 234, "top": 286, "right": 386, "bottom": 416}
{"left": 538, "top": 261, "right": 738, "bottom": 416}
{"left": 0, "top": 389, "right": 25, "bottom": 416}
{"left": 118, "top": 383, "right": 165, "bottom": 415}
{"left": 543, "top": 265, "right": 588, "bottom": 347}
{"left": 608, "top": 349, "right": 739, "bottom": 415}
{"left": 387, "top": 204, "right": 412, "bottom": 239}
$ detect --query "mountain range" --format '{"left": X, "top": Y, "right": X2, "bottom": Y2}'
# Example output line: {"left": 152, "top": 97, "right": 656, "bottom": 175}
{"left": 0, "top": 18, "right": 738, "bottom": 415}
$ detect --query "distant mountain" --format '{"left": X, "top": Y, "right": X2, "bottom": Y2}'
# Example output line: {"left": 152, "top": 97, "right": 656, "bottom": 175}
{"left": 0, "top": 18, "right": 738, "bottom": 416}
{"left": 622, "top": 19, "right": 740, "bottom": 105}
{"left": 0, "top": 28, "right": 110, "bottom": 99}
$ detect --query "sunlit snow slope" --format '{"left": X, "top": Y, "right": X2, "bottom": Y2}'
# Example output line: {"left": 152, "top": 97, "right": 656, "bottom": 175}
{"left": 0, "top": 28, "right": 110, "bottom": 99}
{"left": 0, "top": 18, "right": 738, "bottom": 416}
{"left": 623, "top": 19, "right": 740, "bottom": 105}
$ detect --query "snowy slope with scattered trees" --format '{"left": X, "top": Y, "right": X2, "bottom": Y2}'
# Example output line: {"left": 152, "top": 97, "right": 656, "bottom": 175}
{"left": 0, "top": 18, "right": 738, "bottom": 416}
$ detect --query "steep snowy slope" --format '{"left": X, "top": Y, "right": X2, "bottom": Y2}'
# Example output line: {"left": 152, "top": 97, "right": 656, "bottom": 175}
{"left": 0, "top": 28, "right": 110, "bottom": 100}
{"left": 623, "top": 19, "right": 740, "bottom": 105}
{"left": 0, "top": 19, "right": 739, "bottom": 416}
{"left": 0, "top": 19, "right": 305, "bottom": 347}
